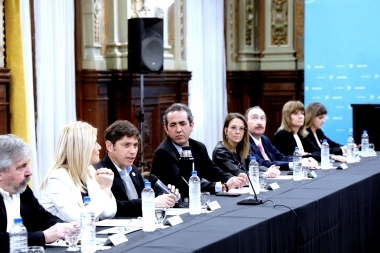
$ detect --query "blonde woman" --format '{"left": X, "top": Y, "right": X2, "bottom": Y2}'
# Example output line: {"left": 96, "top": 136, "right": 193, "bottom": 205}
{"left": 40, "top": 121, "right": 117, "bottom": 222}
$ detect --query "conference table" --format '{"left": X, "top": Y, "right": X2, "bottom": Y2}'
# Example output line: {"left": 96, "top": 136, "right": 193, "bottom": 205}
{"left": 47, "top": 154, "right": 380, "bottom": 253}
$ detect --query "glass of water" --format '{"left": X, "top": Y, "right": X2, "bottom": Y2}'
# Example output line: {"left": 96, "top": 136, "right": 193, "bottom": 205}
{"left": 259, "top": 172, "right": 267, "bottom": 190}
{"left": 302, "top": 164, "right": 310, "bottom": 178}
{"left": 155, "top": 206, "right": 167, "bottom": 228}
{"left": 369, "top": 143, "right": 376, "bottom": 155}
{"left": 65, "top": 232, "right": 80, "bottom": 251}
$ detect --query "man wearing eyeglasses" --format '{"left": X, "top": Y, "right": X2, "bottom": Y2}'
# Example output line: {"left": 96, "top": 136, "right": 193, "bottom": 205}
{"left": 151, "top": 103, "right": 248, "bottom": 199}
{"left": 245, "top": 106, "right": 317, "bottom": 170}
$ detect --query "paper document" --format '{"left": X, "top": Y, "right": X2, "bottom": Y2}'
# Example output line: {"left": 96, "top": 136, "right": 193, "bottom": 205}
{"left": 97, "top": 226, "right": 141, "bottom": 235}
{"left": 166, "top": 208, "right": 190, "bottom": 216}
{"left": 96, "top": 218, "right": 142, "bottom": 227}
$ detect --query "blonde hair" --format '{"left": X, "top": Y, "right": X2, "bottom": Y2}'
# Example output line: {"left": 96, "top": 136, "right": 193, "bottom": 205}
{"left": 41, "top": 121, "right": 97, "bottom": 193}
{"left": 222, "top": 113, "right": 250, "bottom": 159}
{"left": 277, "top": 101, "right": 308, "bottom": 138}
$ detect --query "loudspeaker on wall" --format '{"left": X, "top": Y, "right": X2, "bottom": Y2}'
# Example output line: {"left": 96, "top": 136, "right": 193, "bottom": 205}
{"left": 128, "top": 17, "right": 164, "bottom": 73}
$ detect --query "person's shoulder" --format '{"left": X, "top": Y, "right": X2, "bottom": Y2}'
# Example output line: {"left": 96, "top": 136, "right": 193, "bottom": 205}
{"left": 49, "top": 168, "right": 70, "bottom": 178}
{"left": 155, "top": 136, "right": 171, "bottom": 151}
{"left": 189, "top": 138, "right": 206, "bottom": 148}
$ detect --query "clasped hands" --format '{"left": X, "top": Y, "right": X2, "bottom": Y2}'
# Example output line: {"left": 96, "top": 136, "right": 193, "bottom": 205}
{"left": 155, "top": 184, "right": 181, "bottom": 209}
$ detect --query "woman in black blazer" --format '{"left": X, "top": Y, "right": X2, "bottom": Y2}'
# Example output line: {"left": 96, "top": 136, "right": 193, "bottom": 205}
{"left": 304, "top": 102, "right": 347, "bottom": 162}
{"left": 272, "top": 101, "right": 315, "bottom": 156}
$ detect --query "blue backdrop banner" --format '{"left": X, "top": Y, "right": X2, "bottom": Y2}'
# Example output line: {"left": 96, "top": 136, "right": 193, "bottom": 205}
{"left": 305, "top": 0, "right": 380, "bottom": 144}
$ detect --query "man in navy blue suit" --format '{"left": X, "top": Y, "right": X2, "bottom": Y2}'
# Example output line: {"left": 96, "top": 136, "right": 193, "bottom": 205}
{"left": 93, "top": 120, "right": 178, "bottom": 217}
{"left": 245, "top": 106, "right": 317, "bottom": 171}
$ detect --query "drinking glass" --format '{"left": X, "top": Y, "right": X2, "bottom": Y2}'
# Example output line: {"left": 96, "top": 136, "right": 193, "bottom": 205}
{"left": 155, "top": 206, "right": 167, "bottom": 228}
{"left": 201, "top": 192, "right": 210, "bottom": 209}
{"left": 302, "top": 164, "right": 310, "bottom": 178}
{"left": 259, "top": 172, "right": 267, "bottom": 190}
{"left": 65, "top": 232, "right": 80, "bottom": 251}
{"left": 369, "top": 143, "right": 376, "bottom": 155}
{"left": 28, "top": 246, "right": 45, "bottom": 253}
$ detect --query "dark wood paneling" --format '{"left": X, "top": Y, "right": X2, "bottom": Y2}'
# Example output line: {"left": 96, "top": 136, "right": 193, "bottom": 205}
{"left": 0, "top": 68, "right": 10, "bottom": 134}
{"left": 226, "top": 70, "right": 304, "bottom": 141}
{"left": 76, "top": 70, "right": 191, "bottom": 164}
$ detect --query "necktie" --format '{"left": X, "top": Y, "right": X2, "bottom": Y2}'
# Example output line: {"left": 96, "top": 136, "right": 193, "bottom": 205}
{"left": 257, "top": 142, "right": 270, "bottom": 161}
{"left": 119, "top": 170, "right": 139, "bottom": 200}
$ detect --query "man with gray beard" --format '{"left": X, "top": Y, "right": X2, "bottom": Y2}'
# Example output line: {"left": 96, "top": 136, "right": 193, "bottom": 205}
{"left": 0, "top": 134, "right": 77, "bottom": 251}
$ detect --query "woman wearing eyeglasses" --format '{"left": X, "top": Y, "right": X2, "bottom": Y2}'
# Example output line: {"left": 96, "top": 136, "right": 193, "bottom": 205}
{"left": 212, "top": 113, "right": 251, "bottom": 176}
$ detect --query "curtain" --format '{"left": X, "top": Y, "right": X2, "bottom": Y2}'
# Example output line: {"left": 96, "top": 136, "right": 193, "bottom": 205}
{"left": 186, "top": 0, "right": 227, "bottom": 155}
{"left": 5, "top": 0, "right": 38, "bottom": 193}
{"left": 34, "top": 0, "right": 76, "bottom": 197}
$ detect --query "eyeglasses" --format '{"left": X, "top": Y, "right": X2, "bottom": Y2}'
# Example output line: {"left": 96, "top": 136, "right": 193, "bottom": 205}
{"left": 250, "top": 116, "right": 267, "bottom": 122}
{"left": 229, "top": 126, "right": 246, "bottom": 132}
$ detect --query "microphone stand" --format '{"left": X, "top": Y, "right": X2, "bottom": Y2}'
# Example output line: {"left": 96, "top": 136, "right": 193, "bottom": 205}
{"left": 237, "top": 163, "right": 263, "bottom": 205}
{"left": 136, "top": 74, "right": 151, "bottom": 173}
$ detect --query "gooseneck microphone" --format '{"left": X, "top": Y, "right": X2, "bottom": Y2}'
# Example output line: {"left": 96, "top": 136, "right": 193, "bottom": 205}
{"left": 148, "top": 174, "right": 184, "bottom": 207}
{"left": 235, "top": 161, "right": 263, "bottom": 205}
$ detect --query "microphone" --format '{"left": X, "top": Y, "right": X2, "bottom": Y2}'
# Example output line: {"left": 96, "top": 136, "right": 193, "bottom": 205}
{"left": 235, "top": 161, "right": 263, "bottom": 205}
{"left": 148, "top": 174, "right": 184, "bottom": 207}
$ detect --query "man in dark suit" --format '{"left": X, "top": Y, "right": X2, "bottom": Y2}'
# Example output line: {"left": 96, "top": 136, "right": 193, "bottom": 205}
{"left": 0, "top": 134, "right": 76, "bottom": 251}
{"left": 93, "top": 120, "right": 178, "bottom": 217}
{"left": 151, "top": 103, "right": 248, "bottom": 198}
{"left": 245, "top": 106, "right": 316, "bottom": 171}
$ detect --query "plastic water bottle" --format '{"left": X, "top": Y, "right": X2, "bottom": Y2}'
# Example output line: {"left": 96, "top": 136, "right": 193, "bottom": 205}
{"left": 361, "top": 130, "right": 369, "bottom": 157}
{"left": 80, "top": 197, "right": 96, "bottom": 253}
{"left": 321, "top": 139, "right": 330, "bottom": 169}
{"left": 248, "top": 156, "right": 260, "bottom": 194}
{"left": 142, "top": 181, "right": 156, "bottom": 232}
{"left": 346, "top": 135, "right": 356, "bottom": 163}
{"left": 189, "top": 171, "right": 201, "bottom": 215}
{"left": 9, "top": 218, "right": 27, "bottom": 253}
{"left": 292, "top": 147, "right": 303, "bottom": 181}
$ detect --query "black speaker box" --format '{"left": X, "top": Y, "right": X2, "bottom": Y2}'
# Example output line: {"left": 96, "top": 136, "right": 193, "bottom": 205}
{"left": 128, "top": 18, "right": 164, "bottom": 73}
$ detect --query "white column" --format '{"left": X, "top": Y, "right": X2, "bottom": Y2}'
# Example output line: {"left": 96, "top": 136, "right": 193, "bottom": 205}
{"left": 105, "top": 0, "right": 121, "bottom": 69}
{"left": 118, "top": 0, "right": 132, "bottom": 69}
{"left": 261, "top": 0, "right": 296, "bottom": 70}
{"left": 82, "top": 0, "right": 106, "bottom": 69}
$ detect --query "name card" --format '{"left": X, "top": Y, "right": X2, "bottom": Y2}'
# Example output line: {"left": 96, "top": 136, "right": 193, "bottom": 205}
{"left": 337, "top": 163, "right": 348, "bottom": 170}
{"left": 208, "top": 201, "right": 221, "bottom": 211}
{"left": 108, "top": 233, "right": 128, "bottom": 246}
{"left": 309, "top": 171, "right": 318, "bottom": 178}
{"left": 267, "top": 182, "right": 280, "bottom": 190}
{"left": 165, "top": 215, "right": 183, "bottom": 226}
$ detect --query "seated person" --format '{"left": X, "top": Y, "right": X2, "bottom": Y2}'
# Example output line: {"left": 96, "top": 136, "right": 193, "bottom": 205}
{"left": 93, "top": 120, "right": 178, "bottom": 218}
{"left": 245, "top": 106, "right": 317, "bottom": 170}
{"left": 304, "top": 102, "right": 347, "bottom": 162}
{"left": 151, "top": 103, "right": 248, "bottom": 198}
{"left": 0, "top": 134, "right": 77, "bottom": 251}
{"left": 40, "top": 121, "right": 117, "bottom": 222}
{"left": 212, "top": 112, "right": 280, "bottom": 178}
{"left": 272, "top": 101, "right": 318, "bottom": 159}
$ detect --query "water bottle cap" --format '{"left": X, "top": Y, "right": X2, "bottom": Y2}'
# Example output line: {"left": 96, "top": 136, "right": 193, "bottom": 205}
{"left": 295, "top": 147, "right": 299, "bottom": 151}
{"left": 13, "top": 217, "right": 22, "bottom": 224}
{"left": 250, "top": 155, "right": 256, "bottom": 161}
{"left": 323, "top": 139, "right": 327, "bottom": 143}
{"left": 363, "top": 130, "right": 367, "bottom": 134}
{"left": 144, "top": 181, "right": 151, "bottom": 187}
{"left": 191, "top": 171, "right": 197, "bottom": 176}
{"left": 83, "top": 196, "right": 91, "bottom": 203}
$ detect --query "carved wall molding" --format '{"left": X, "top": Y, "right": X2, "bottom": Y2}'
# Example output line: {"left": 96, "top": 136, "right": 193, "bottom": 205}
{"left": 271, "top": 0, "right": 288, "bottom": 45}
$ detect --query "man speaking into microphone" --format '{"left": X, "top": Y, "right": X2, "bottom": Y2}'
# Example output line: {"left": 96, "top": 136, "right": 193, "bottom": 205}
{"left": 93, "top": 120, "right": 179, "bottom": 218}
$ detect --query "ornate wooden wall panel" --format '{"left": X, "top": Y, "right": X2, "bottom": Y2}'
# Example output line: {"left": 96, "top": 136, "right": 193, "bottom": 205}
{"left": 226, "top": 70, "right": 304, "bottom": 141}
{"left": 0, "top": 68, "right": 10, "bottom": 134}
{"left": 76, "top": 69, "right": 191, "bottom": 163}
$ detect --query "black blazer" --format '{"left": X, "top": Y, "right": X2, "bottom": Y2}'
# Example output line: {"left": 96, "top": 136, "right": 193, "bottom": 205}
{"left": 305, "top": 128, "right": 343, "bottom": 156}
{"left": 249, "top": 135, "right": 292, "bottom": 170}
{"left": 212, "top": 141, "right": 250, "bottom": 176}
{"left": 272, "top": 130, "right": 316, "bottom": 156}
{"left": 93, "top": 154, "right": 146, "bottom": 217}
{"left": 151, "top": 137, "right": 233, "bottom": 197}
{"left": 0, "top": 186, "right": 63, "bottom": 252}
